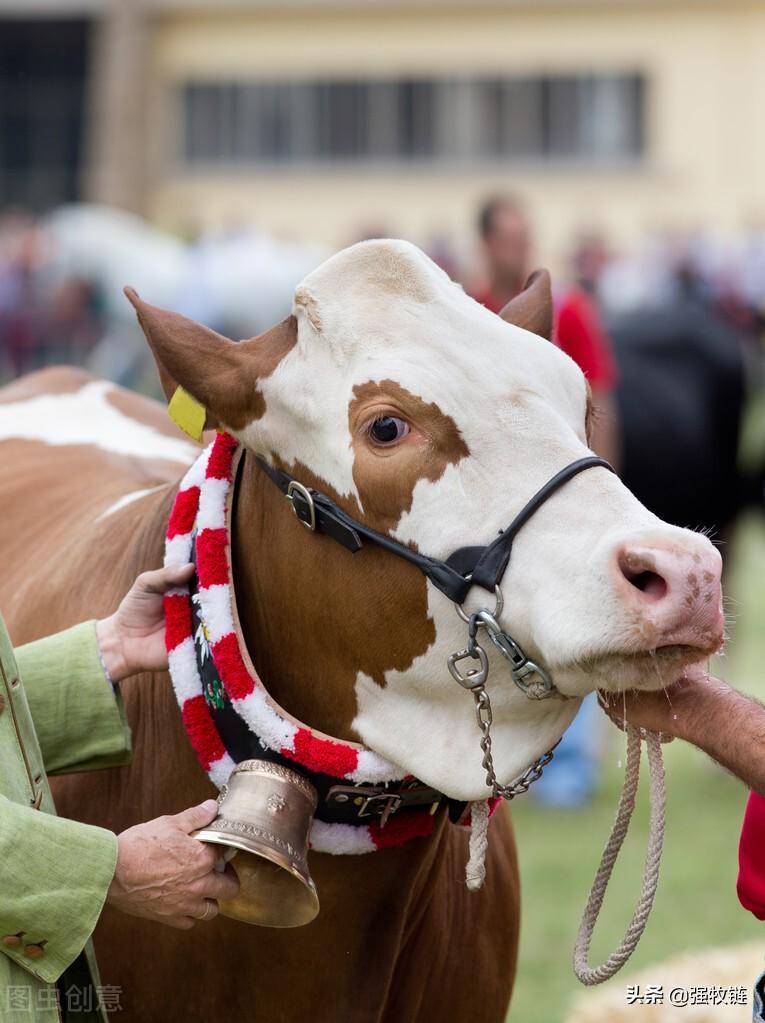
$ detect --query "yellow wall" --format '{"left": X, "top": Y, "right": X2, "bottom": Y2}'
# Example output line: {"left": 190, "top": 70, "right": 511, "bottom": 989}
{"left": 146, "top": 3, "right": 765, "bottom": 270}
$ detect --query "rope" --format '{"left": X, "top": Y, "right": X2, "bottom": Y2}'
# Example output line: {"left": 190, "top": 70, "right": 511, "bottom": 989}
{"left": 465, "top": 799, "right": 490, "bottom": 891}
{"left": 573, "top": 725, "right": 666, "bottom": 985}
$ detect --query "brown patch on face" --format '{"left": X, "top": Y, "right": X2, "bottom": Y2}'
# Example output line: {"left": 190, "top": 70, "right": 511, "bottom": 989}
{"left": 231, "top": 452, "right": 437, "bottom": 740}
{"left": 348, "top": 380, "right": 470, "bottom": 534}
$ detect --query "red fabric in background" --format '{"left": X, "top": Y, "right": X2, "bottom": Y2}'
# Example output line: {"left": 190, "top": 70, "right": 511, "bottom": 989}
{"left": 474, "top": 286, "right": 619, "bottom": 390}
{"left": 554, "top": 289, "right": 618, "bottom": 390}
{"left": 738, "top": 791, "right": 765, "bottom": 919}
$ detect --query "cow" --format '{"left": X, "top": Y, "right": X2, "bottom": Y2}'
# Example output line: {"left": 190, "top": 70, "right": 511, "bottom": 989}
{"left": 0, "top": 240, "right": 724, "bottom": 1022}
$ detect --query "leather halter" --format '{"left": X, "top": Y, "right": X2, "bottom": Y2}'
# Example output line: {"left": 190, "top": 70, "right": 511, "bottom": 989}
{"left": 255, "top": 454, "right": 615, "bottom": 606}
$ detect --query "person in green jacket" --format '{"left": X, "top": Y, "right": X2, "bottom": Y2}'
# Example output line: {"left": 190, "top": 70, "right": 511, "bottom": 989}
{"left": 0, "top": 564, "right": 239, "bottom": 1023}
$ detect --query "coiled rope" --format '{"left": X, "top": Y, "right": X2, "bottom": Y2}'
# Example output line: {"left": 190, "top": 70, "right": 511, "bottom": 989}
{"left": 573, "top": 725, "right": 666, "bottom": 985}
{"left": 463, "top": 721, "right": 667, "bottom": 988}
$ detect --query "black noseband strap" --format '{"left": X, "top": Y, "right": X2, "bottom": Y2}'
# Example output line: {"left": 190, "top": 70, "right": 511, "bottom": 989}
{"left": 255, "top": 455, "right": 615, "bottom": 605}
{"left": 445, "top": 456, "right": 615, "bottom": 593}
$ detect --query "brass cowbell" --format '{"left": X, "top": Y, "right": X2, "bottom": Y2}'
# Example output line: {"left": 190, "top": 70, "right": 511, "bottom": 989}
{"left": 193, "top": 759, "right": 320, "bottom": 927}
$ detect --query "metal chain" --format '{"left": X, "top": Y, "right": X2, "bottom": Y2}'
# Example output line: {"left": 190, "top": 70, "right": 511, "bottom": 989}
{"left": 472, "top": 683, "right": 556, "bottom": 799}
{"left": 447, "top": 610, "right": 556, "bottom": 800}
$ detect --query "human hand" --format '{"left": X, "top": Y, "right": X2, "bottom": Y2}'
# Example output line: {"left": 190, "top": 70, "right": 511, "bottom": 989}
{"left": 598, "top": 668, "right": 728, "bottom": 740}
{"left": 96, "top": 563, "right": 194, "bottom": 682}
{"left": 106, "top": 799, "right": 239, "bottom": 929}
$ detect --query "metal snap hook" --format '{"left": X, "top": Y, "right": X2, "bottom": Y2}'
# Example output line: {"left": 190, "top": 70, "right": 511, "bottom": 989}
{"left": 511, "top": 659, "right": 556, "bottom": 699}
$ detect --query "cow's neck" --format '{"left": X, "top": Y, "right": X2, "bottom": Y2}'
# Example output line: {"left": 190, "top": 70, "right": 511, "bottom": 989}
{"left": 230, "top": 450, "right": 434, "bottom": 743}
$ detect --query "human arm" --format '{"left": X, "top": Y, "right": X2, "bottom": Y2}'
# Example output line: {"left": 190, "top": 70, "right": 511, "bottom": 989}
{"left": 0, "top": 794, "right": 120, "bottom": 983}
{"left": 0, "top": 796, "right": 238, "bottom": 982}
{"left": 15, "top": 564, "right": 193, "bottom": 775}
{"left": 599, "top": 671, "right": 765, "bottom": 794}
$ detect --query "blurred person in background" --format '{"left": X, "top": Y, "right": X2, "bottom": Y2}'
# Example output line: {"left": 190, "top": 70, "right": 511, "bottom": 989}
{"left": 473, "top": 195, "right": 621, "bottom": 471}
{"left": 570, "top": 228, "right": 612, "bottom": 298}
{"left": 0, "top": 211, "right": 102, "bottom": 382}
{"left": 473, "top": 194, "right": 621, "bottom": 807}
{"left": 0, "top": 211, "right": 42, "bottom": 380}
{"left": 602, "top": 232, "right": 758, "bottom": 552}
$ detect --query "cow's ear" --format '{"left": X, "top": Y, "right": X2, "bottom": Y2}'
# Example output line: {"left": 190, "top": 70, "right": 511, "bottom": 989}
{"left": 124, "top": 287, "right": 258, "bottom": 433}
{"left": 498, "top": 269, "right": 553, "bottom": 341}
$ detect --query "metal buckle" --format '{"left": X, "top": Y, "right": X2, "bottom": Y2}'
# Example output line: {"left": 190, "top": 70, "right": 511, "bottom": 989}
{"left": 327, "top": 785, "right": 403, "bottom": 829}
{"left": 286, "top": 481, "right": 316, "bottom": 531}
{"left": 358, "top": 792, "right": 403, "bottom": 826}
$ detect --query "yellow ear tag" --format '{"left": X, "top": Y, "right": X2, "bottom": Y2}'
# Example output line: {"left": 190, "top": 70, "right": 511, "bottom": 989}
{"left": 168, "top": 386, "right": 207, "bottom": 443}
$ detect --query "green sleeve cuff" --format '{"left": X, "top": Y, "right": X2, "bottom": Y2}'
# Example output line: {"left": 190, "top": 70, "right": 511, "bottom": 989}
{"left": 0, "top": 795, "right": 117, "bottom": 984}
{"left": 16, "top": 621, "right": 132, "bottom": 775}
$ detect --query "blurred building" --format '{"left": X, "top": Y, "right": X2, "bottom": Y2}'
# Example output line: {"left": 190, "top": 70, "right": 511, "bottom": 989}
{"left": 2, "top": 0, "right": 765, "bottom": 260}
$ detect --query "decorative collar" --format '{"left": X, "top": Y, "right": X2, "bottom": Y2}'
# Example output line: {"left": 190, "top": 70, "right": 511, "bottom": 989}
{"left": 163, "top": 432, "right": 475, "bottom": 854}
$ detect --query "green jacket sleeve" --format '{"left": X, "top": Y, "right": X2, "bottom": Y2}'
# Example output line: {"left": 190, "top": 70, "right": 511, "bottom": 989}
{"left": 15, "top": 621, "right": 132, "bottom": 776}
{"left": 0, "top": 793, "right": 118, "bottom": 984}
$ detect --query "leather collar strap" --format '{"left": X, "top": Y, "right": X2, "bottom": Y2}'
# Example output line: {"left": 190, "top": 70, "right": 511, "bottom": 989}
{"left": 255, "top": 455, "right": 615, "bottom": 604}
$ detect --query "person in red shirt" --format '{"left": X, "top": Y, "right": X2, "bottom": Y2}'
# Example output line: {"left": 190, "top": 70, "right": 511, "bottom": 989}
{"left": 473, "top": 195, "right": 620, "bottom": 470}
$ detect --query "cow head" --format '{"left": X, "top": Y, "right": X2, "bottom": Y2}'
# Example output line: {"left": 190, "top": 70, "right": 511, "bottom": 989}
{"left": 128, "top": 240, "right": 723, "bottom": 800}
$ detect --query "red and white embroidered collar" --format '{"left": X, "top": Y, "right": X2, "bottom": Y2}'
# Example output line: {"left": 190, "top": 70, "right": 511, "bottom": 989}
{"left": 163, "top": 431, "right": 455, "bottom": 854}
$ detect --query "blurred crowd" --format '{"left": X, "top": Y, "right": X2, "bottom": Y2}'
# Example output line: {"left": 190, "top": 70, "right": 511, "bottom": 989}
{"left": 0, "top": 205, "right": 325, "bottom": 393}
{"left": 2, "top": 200, "right": 764, "bottom": 389}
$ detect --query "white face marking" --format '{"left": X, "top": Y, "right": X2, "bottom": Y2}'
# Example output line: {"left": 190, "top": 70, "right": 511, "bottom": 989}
{"left": 0, "top": 381, "right": 198, "bottom": 463}
{"left": 236, "top": 239, "right": 722, "bottom": 800}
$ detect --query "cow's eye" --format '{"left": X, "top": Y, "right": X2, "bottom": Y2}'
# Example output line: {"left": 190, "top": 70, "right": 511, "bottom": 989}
{"left": 369, "top": 416, "right": 410, "bottom": 446}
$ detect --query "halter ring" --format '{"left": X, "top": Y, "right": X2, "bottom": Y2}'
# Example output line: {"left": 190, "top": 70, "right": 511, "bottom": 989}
{"left": 455, "top": 584, "right": 504, "bottom": 624}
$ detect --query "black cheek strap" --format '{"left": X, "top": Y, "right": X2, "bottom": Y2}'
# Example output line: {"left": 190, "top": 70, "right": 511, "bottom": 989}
{"left": 255, "top": 455, "right": 615, "bottom": 605}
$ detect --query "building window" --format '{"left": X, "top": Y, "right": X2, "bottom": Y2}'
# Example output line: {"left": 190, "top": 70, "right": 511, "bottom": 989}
{"left": 180, "top": 73, "right": 644, "bottom": 168}
{"left": 0, "top": 19, "right": 89, "bottom": 208}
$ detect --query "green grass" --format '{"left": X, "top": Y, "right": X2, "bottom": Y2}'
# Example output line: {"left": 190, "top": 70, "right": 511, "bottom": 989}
{"left": 507, "top": 514, "right": 765, "bottom": 1022}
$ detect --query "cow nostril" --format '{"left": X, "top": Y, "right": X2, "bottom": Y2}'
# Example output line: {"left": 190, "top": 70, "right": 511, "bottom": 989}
{"left": 627, "top": 570, "right": 668, "bottom": 601}
{"left": 618, "top": 552, "right": 669, "bottom": 602}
